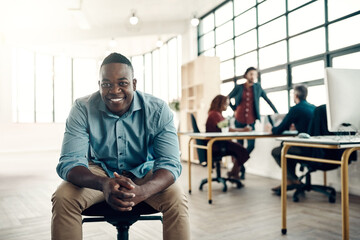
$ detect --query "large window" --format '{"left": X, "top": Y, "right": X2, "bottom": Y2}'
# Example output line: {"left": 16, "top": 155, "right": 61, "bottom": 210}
{"left": 12, "top": 51, "right": 98, "bottom": 123}
{"left": 131, "top": 36, "right": 181, "bottom": 102}
{"left": 198, "top": 0, "right": 360, "bottom": 114}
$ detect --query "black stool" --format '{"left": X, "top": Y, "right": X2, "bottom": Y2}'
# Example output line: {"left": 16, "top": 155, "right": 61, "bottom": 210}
{"left": 82, "top": 201, "right": 162, "bottom": 240}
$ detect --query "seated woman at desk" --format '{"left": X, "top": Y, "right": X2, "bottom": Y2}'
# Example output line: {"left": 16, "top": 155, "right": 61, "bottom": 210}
{"left": 206, "top": 95, "right": 252, "bottom": 179}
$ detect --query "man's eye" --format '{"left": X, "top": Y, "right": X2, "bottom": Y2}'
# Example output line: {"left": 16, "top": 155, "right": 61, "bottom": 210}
{"left": 119, "top": 82, "right": 128, "bottom": 86}
{"left": 101, "top": 83, "right": 111, "bottom": 88}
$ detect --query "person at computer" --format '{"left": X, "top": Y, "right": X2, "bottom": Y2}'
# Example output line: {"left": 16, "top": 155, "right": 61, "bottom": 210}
{"left": 51, "top": 53, "right": 189, "bottom": 240}
{"left": 268, "top": 85, "right": 315, "bottom": 192}
{"left": 228, "top": 67, "right": 278, "bottom": 178}
{"left": 206, "top": 95, "right": 252, "bottom": 179}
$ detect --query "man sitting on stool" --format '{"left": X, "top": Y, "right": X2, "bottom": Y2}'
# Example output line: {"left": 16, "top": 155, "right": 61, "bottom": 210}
{"left": 51, "top": 53, "right": 189, "bottom": 240}
{"left": 267, "top": 85, "right": 315, "bottom": 193}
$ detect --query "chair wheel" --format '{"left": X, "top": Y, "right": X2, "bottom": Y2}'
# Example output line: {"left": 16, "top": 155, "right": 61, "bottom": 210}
{"left": 329, "top": 195, "right": 336, "bottom": 203}
{"left": 222, "top": 186, "right": 228, "bottom": 192}
{"left": 293, "top": 196, "right": 299, "bottom": 202}
{"left": 199, "top": 186, "right": 203, "bottom": 191}
{"left": 236, "top": 182, "right": 243, "bottom": 189}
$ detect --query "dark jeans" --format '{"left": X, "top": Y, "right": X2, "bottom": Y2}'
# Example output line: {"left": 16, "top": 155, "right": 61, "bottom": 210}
{"left": 272, "top": 145, "right": 308, "bottom": 181}
{"left": 235, "top": 121, "right": 255, "bottom": 154}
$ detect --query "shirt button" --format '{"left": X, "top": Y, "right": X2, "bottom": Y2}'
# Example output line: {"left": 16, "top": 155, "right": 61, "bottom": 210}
{"left": 246, "top": 97, "right": 250, "bottom": 101}
{"left": 119, "top": 164, "right": 124, "bottom": 167}
{"left": 118, "top": 136, "right": 122, "bottom": 139}
{"left": 119, "top": 153, "right": 123, "bottom": 155}
{"left": 245, "top": 114, "right": 249, "bottom": 117}
{"left": 245, "top": 108, "right": 249, "bottom": 112}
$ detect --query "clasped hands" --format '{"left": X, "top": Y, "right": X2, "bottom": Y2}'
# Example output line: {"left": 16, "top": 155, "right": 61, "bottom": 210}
{"left": 102, "top": 172, "right": 147, "bottom": 211}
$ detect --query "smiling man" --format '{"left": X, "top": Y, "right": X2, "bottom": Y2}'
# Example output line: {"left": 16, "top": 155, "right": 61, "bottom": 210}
{"left": 51, "top": 53, "right": 189, "bottom": 240}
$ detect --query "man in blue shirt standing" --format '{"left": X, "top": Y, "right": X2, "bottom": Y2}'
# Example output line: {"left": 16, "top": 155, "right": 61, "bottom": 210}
{"left": 51, "top": 53, "right": 189, "bottom": 240}
{"left": 269, "top": 85, "right": 315, "bottom": 193}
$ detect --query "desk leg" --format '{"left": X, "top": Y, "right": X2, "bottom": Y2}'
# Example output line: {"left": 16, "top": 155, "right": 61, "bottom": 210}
{"left": 207, "top": 139, "right": 215, "bottom": 204}
{"left": 281, "top": 144, "right": 290, "bottom": 235}
{"left": 188, "top": 138, "right": 193, "bottom": 194}
{"left": 341, "top": 149, "right": 352, "bottom": 240}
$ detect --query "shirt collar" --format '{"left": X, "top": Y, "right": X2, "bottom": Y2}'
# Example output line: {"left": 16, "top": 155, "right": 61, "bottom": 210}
{"left": 96, "top": 91, "right": 142, "bottom": 118}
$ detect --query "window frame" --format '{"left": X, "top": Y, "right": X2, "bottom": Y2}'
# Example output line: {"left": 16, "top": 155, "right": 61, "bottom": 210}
{"left": 197, "top": 0, "right": 360, "bottom": 111}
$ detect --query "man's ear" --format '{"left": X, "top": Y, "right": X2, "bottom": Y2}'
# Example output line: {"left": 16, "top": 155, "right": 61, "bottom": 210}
{"left": 133, "top": 78, "right": 137, "bottom": 91}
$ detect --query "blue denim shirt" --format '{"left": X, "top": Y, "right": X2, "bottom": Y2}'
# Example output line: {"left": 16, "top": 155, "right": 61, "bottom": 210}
{"left": 57, "top": 91, "right": 181, "bottom": 181}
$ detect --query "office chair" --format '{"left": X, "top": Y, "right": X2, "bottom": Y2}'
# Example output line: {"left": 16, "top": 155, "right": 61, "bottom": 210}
{"left": 190, "top": 114, "right": 243, "bottom": 192}
{"left": 82, "top": 201, "right": 162, "bottom": 240}
{"left": 291, "top": 105, "right": 357, "bottom": 203}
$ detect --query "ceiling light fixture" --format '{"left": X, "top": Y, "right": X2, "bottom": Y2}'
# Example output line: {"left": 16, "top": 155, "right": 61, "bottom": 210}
{"left": 190, "top": 15, "right": 200, "bottom": 27}
{"left": 129, "top": 11, "right": 139, "bottom": 25}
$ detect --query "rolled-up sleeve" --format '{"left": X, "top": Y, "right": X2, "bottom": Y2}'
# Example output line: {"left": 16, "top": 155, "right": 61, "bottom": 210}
{"left": 56, "top": 100, "right": 90, "bottom": 181}
{"left": 152, "top": 103, "right": 182, "bottom": 181}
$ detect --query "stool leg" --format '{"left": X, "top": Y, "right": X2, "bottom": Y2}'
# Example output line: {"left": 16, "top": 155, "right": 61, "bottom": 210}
{"left": 116, "top": 225, "right": 129, "bottom": 240}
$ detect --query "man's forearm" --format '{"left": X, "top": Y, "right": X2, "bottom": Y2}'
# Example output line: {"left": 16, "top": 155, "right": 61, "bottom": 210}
{"left": 67, "top": 166, "right": 108, "bottom": 191}
{"left": 140, "top": 169, "right": 175, "bottom": 199}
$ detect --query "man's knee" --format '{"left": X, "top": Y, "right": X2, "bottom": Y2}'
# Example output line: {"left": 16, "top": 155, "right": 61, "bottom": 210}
{"left": 52, "top": 181, "right": 84, "bottom": 213}
{"left": 158, "top": 182, "right": 188, "bottom": 213}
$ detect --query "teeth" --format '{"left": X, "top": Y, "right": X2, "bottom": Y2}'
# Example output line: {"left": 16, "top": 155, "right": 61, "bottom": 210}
{"left": 110, "top": 98, "right": 124, "bottom": 102}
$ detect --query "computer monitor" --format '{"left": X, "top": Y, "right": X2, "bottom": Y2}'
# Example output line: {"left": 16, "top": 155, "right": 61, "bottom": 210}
{"left": 324, "top": 68, "right": 360, "bottom": 132}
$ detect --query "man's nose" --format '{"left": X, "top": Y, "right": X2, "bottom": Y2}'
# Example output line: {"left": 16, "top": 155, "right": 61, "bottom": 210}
{"left": 109, "top": 85, "right": 122, "bottom": 94}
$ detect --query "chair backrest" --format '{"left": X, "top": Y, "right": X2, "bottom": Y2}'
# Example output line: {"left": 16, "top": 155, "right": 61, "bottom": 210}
{"left": 190, "top": 114, "right": 208, "bottom": 164}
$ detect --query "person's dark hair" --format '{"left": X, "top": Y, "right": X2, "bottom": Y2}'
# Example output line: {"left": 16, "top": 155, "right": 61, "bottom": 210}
{"left": 209, "top": 95, "right": 228, "bottom": 113}
{"left": 294, "top": 84, "right": 308, "bottom": 101}
{"left": 101, "top": 52, "right": 134, "bottom": 76}
{"left": 244, "top": 67, "right": 257, "bottom": 76}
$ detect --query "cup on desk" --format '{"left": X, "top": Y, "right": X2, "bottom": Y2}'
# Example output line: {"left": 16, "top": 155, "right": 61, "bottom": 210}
{"left": 221, "top": 127, "right": 229, "bottom": 133}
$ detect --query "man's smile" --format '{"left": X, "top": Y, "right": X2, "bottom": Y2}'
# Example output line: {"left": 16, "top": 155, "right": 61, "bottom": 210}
{"left": 106, "top": 96, "right": 126, "bottom": 103}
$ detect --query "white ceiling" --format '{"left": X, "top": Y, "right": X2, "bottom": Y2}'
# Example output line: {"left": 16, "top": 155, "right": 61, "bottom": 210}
{"left": 0, "top": 0, "right": 223, "bottom": 57}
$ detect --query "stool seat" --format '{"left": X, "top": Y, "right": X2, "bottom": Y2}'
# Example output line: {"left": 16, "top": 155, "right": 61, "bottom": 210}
{"left": 82, "top": 201, "right": 158, "bottom": 217}
{"left": 82, "top": 201, "right": 162, "bottom": 240}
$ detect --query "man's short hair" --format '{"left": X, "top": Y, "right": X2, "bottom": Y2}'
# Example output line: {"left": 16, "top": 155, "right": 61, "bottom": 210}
{"left": 294, "top": 85, "right": 308, "bottom": 101}
{"left": 101, "top": 52, "right": 134, "bottom": 76}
